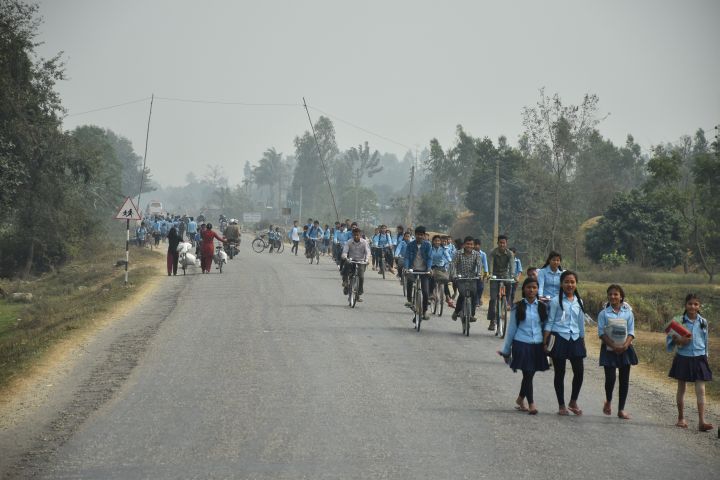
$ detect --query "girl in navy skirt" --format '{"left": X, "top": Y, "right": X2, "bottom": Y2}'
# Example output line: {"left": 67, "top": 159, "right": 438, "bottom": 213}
{"left": 667, "top": 293, "right": 713, "bottom": 431}
{"left": 543, "top": 270, "right": 586, "bottom": 416}
{"left": 597, "top": 284, "right": 638, "bottom": 420}
{"left": 498, "top": 277, "right": 549, "bottom": 415}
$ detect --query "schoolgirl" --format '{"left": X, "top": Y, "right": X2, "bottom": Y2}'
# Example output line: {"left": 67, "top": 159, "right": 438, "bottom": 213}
{"left": 429, "top": 235, "right": 453, "bottom": 305}
{"left": 597, "top": 284, "right": 638, "bottom": 420}
{"left": 543, "top": 270, "right": 586, "bottom": 416}
{"left": 499, "top": 277, "right": 549, "bottom": 415}
{"left": 537, "top": 251, "right": 563, "bottom": 302}
{"left": 667, "top": 293, "right": 713, "bottom": 431}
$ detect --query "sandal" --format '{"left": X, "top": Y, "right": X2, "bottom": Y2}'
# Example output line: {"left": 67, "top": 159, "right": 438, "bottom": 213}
{"left": 557, "top": 407, "right": 569, "bottom": 416}
{"left": 568, "top": 405, "right": 583, "bottom": 416}
{"left": 528, "top": 409, "right": 538, "bottom": 415}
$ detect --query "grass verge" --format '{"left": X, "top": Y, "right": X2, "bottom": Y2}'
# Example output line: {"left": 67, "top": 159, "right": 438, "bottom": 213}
{"left": 0, "top": 245, "right": 163, "bottom": 389}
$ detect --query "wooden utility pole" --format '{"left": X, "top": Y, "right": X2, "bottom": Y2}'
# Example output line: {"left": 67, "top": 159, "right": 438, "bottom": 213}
{"left": 493, "top": 153, "right": 500, "bottom": 242}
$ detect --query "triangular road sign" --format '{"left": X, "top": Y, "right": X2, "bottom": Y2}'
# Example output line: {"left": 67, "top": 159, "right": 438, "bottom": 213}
{"left": 114, "top": 197, "right": 142, "bottom": 221}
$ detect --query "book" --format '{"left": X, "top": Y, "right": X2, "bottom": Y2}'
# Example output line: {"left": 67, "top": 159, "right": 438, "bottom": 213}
{"left": 606, "top": 319, "right": 628, "bottom": 351}
{"left": 545, "top": 334, "right": 555, "bottom": 352}
{"left": 664, "top": 319, "right": 691, "bottom": 338}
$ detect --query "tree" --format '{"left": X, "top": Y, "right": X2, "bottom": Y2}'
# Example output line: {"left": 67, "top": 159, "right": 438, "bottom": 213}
{"left": 522, "top": 89, "right": 602, "bottom": 250}
{"left": 252, "top": 147, "right": 286, "bottom": 214}
{"left": 344, "top": 142, "right": 383, "bottom": 218}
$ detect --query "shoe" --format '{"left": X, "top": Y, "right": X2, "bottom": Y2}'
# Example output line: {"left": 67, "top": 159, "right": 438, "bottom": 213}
{"left": 343, "top": 286, "right": 349, "bottom": 295}
{"left": 469, "top": 316, "right": 477, "bottom": 322}
{"left": 404, "top": 301, "right": 413, "bottom": 307}
{"left": 451, "top": 312, "right": 458, "bottom": 321}
{"left": 430, "top": 295, "right": 437, "bottom": 302}
{"left": 488, "top": 321, "right": 496, "bottom": 331}
{"left": 356, "top": 297, "right": 363, "bottom": 302}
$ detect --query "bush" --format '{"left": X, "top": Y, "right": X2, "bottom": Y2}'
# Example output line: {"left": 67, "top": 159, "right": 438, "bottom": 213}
{"left": 599, "top": 250, "right": 628, "bottom": 269}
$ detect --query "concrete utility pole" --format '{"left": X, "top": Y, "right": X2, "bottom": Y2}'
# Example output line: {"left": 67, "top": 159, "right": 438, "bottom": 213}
{"left": 406, "top": 149, "right": 417, "bottom": 228}
{"left": 493, "top": 153, "right": 500, "bottom": 242}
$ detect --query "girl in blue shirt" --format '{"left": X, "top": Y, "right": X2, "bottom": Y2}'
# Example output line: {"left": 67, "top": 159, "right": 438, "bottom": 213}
{"left": 543, "top": 270, "right": 586, "bottom": 416}
{"left": 667, "top": 293, "right": 713, "bottom": 431}
{"left": 537, "top": 251, "right": 563, "bottom": 302}
{"left": 499, "top": 277, "right": 549, "bottom": 415}
{"left": 597, "top": 284, "right": 638, "bottom": 420}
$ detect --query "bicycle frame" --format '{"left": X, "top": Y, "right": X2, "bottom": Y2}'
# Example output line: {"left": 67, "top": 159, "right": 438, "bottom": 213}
{"left": 489, "top": 277, "right": 516, "bottom": 338}
{"left": 406, "top": 270, "right": 429, "bottom": 332}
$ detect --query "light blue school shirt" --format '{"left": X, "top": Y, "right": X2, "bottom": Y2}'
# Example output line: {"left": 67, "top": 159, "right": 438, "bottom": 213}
{"left": 538, "top": 266, "right": 563, "bottom": 298}
{"left": 666, "top": 314, "right": 709, "bottom": 357}
{"left": 395, "top": 240, "right": 407, "bottom": 258}
{"left": 597, "top": 304, "right": 635, "bottom": 338}
{"left": 545, "top": 295, "right": 584, "bottom": 341}
{"left": 372, "top": 232, "right": 392, "bottom": 248}
{"left": 514, "top": 257, "right": 523, "bottom": 279}
{"left": 430, "top": 246, "right": 452, "bottom": 269}
{"left": 501, "top": 299, "right": 544, "bottom": 355}
{"left": 186, "top": 221, "right": 197, "bottom": 234}
{"left": 478, "top": 249, "right": 489, "bottom": 274}
{"left": 323, "top": 229, "right": 331, "bottom": 240}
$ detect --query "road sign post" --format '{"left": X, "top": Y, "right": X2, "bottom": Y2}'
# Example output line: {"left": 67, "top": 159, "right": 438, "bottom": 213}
{"left": 114, "top": 197, "right": 143, "bottom": 285}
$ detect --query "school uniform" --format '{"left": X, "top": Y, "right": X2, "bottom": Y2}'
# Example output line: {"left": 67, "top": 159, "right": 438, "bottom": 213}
{"left": 545, "top": 295, "right": 586, "bottom": 360}
{"left": 667, "top": 314, "right": 712, "bottom": 382}
{"left": 597, "top": 304, "right": 639, "bottom": 368}
{"left": 538, "top": 266, "right": 563, "bottom": 299}
{"left": 501, "top": 299, "right": 549, "bottom": 373}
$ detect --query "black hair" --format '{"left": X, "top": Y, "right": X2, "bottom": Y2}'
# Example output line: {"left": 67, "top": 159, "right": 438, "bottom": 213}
{"left": 432, "top": 234, "right": 441, "bottom": 242}
{"left": 682, "top": 293, "right": 703, "bottom": 326}
{"left": 541, "top": 251, "right": 563, "bottom": 270}
{"left": 415, "top": 226, "right": 426, "bottom": 234}
{"left": 558, "top": 270, "right": 584, "bottom": 313}
{"left": 514, "top": 277, "right": 548, "bottom": 324}
{"left": 206, "top": 223, "right": 213, "bottom": 230}
{"left": 463, "top": 236, "right": 474, "bottom": 244}
{"left": 606, "top": 284, "right": 625, "bottom": 303}
{"left": 498, "top": 234, "right": 508, "bottom": 242}
{"left": 474, "top": 238, "right": 481, "bottom": 245}
{"left": 526, "top": 266, "right": 537, "bottom": 275}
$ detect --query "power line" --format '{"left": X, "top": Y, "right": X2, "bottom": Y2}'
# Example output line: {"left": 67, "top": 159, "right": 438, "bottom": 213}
{"left": 154, "top": 96, "right": 302, "bottom": 107}
{"left": 307, "top": 104, "right": 413, "bottom": 151}
{"left": 64, "top": 97, "right": 151, "bottom": 117}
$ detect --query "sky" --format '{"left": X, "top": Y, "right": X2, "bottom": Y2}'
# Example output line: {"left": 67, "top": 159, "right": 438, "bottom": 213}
{"left": 36, "top": 0, "right": 720, "bottom": 187}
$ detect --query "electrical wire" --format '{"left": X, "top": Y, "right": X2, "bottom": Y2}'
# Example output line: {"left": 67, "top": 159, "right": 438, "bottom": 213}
{"left": 154, "top": 96, "right": 302, "bottom": 107}
{"left": 64, "top": 97, "right": 151, "bottom": 117}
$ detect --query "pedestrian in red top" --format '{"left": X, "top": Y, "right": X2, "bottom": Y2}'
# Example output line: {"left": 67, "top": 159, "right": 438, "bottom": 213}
{"left": 200, "top": 223, "right": 226, "bottom": 273}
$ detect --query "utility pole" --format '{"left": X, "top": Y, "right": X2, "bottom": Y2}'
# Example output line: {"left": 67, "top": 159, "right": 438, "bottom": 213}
{"left": 298, "top": 185, "right": 303, "bottom": 225}
{"left": 406, "top": 148, "right": 417, "bottom": 228}
{"left": 493, "top": 152, "right": 500, "bottom": 242}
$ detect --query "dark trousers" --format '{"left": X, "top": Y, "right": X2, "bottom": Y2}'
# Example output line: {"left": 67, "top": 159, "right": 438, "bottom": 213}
{"left": 552, "top": 357, "right": 584, "bottom": 406}
{"left": 407, "top": 275, "right": 430, "bottom": 313}
{"left": 291, "top": 240, "right": 299, "bottom": 255}
{"left": 454, "top": 293, "right": 477, "bottom": 316}
{"left": 520, "top": 371, "right": 536, "bottom": 404}
{"left": 604, "top": 365, "right": 631, "bottom": 411}
{"left": 342, "top": 262, "right": 366, "bottom": 295}
{"left": 487, "top": 281, "right": 512, "bottom": 321}
{"left": 474, "top": 279, "right": 484, "bottom": 305}
{"left": 166, "top": 251, "right": 179, "bottom": 275}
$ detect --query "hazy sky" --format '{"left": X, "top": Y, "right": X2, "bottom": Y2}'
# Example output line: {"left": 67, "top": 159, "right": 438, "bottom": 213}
{"left": 37, "top": 0, "right": 720, "bottom": 187}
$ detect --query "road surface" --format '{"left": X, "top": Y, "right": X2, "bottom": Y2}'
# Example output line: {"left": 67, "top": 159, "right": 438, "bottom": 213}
{"left": 1, "top": 243, "right": 718, "bottom": 479}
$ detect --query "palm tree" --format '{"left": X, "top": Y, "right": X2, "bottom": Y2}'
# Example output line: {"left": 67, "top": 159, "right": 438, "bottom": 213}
{"left": 252, "top": 148, "right": 284, "bottom": 214}
{"left": 345, "top": 142, "right": 383, "bottom": 219}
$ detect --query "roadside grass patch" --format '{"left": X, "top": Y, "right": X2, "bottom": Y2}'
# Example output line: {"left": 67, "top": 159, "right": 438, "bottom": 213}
{"left": 0, "top": 246, "right": 161, "bottom": 388}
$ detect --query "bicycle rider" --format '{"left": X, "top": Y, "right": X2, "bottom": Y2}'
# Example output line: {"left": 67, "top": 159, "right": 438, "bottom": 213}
{"left": 487, "top": 234, "right": 516, "bottom": 331}
{"left": 341, "top": 228, "right": 371, "bottom": 302}
{"left": 403, "top": 226, "right": 432, "bottom": 322}
{"left": 451, "top": 236, "right": 483, "bottom": 322}
{"left": 306, "top": 220, "right": 322, "bottom": 257}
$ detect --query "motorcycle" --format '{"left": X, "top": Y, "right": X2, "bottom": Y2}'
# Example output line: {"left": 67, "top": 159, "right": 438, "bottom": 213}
{"left": 225, "top": 241, "right": 240, "bottom": 259}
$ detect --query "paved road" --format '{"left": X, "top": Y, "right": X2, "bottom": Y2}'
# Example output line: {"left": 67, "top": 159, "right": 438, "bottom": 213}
{"left": 2, "top": 243, "right": 718, "bottom": 479}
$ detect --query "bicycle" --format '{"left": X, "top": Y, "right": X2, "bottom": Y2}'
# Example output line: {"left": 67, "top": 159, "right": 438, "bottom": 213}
{"left": 213, "top": 244, "right": 228, "bottom": 273}
{"left": 489, "top": 277, "right": 516, "bottom": 338}
{"left": 346, "top": 260, "right": 366, "bottom": 308}
{"left": 406, "top": 270, "right": 429, "bottom": 332}
{"left": 307, "top": 239, "right": 320, "bottom": 264}
{"left": 455, "top": 275, "right": 479, "bottom": 336}
{"left": 430, "top": 270, "right": 448, "bottom": 318}
{"left": 395, "top": 256, "right": 405, "bottom": 297}
{"left": 251, "top": 233, "right": 270, "bottom": 253}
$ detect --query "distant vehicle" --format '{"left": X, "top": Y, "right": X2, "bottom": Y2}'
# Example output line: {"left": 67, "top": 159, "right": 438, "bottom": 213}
{"left": 146, "top": 200, "right": 164, "bottom": 217}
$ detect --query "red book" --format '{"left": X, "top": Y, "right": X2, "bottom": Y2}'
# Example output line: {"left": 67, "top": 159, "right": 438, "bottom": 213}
{"left": 664, "top": 319, "right": 691, "bottom": 338}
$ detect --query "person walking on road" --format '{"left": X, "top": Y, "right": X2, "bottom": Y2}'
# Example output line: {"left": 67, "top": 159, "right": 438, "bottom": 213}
{"left": 543, "top": 270, "right": 586, "bottom": 416}
{"left": 499, "top": 277, "right": 549, "bottom": 415}
{"left": 289, "top": 220, "right": 300, "bottom": 255}
{"left": 598, "top": 284, "right": 638, "bottom": 420}
{"left": 200, "top": 223, "right": 226, "bottom": 274}
{"left": 667, "top": 293, "right": 713, "bottom": 431}
{"left": 166, "top": 227, "right": 181, "bottom": 276}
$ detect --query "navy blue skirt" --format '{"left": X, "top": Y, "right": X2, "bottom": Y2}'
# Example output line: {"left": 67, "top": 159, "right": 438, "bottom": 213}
{"left": 668, "top": 355, "right": 713, "bottom": 382}
{"left": 548, "top": 334, "right": 587, "bottom": 360}
{"left": 599, "top": 344, "right": 639, "bottom": 368}
{"left": 510, "top": 341, "right": 550, "bottom": 373}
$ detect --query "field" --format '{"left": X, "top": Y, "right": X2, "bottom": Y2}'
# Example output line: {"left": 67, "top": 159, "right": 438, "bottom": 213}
{"left": 0, "top": 246, "right": 162, "bottom": 388}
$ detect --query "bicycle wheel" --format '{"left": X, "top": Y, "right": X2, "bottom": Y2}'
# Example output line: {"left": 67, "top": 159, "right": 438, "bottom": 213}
{"left": 431, "top": 285, "right": 438, "bottom": 315}
{"left": 438, "top": 287, "right": 444, "bottom": 317}
{"left": 414, "top": 281, "right": 422, "bottom": 332}
{"left": 350, "top": 274, "right": 358, "bottom": 308}
{"left": 219, "top": 261, "right": 223, "bottom": 274}
{"left": 251, "top": 238, "right": 265, "bottom": 253}
{"left": 495, "top": 292, "right": 502, "bottom": 337}
{"left": 379, "top": 255, "right": 385, "bottom": 279}
{"left": 401, "top": 272, "right": 406, "bottom": 297}
{"left": 276, "top": 241, "right": 284, "bottom": 253}
{"left": 464, "top": 297, "right": 471, "bottom": 336}
{"left": 499, "top": 297, "right": 508, "bottom": 338}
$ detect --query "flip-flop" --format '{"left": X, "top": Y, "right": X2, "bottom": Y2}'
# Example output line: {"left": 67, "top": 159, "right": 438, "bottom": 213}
{"left": 557, "top": 409, "right": 569, "bottom": 416}
{"left": 514, "top": 406, "right": 529, "bottom": 412}
{"left": 699, "top": 423, "right": 714, "bottom": 432}
{"left": 568, "top": 406, "right": 583, "bottom": 416}
{"left": 528, "top": 409, "right": 538, "bottom": 415}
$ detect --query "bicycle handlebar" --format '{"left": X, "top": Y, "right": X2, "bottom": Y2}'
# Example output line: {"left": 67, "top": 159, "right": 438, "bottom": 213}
{"left": 406, "top": 270, "right": 430, "bottom": 275}
{"left": 489, "top": 277, "right": 516, "bottom": 283}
